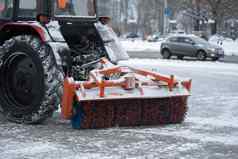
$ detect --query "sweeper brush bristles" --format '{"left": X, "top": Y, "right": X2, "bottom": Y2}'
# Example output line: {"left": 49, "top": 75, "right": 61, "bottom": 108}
{"left": 71, "top": 96, "right": 188, "bottom": 129}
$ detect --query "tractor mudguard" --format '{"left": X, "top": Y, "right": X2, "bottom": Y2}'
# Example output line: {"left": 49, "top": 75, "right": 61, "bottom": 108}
{"left": 95, "top": 22, "right": 129, "bottom": 63}
{"left": 47, "top": 42, "right": 70, "bottom": 67}
{"left": 0, "top": 22, "right": 68, "bottom": 72}
{"left": 0, "top": 22, "right": 52, "bottom": 42}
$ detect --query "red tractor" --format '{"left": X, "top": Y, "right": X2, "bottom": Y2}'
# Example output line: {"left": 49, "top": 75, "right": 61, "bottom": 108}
{"left": 0, "top": 0, "right": 127, "bottom": 123}
{"left": 0, "top": 0, "right": 191, "bottom": 128}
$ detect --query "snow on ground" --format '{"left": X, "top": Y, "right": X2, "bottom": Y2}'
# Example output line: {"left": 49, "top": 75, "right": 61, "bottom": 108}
{"left": 223, "top": 41, "right": 238, "bottom": 56}
{"left": 120, "top": 39, "right": 162, "bottom": 52}
{"left": 1, "top": 59, "right": 238, "bottom": 158}
{"left": 209, "top": 39, "right": 238, "bottom": 56}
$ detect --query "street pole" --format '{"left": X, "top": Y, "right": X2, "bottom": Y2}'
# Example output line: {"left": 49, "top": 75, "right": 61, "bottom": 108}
{"left": 194, "top": 0, "right": 201, "bottom": 31}
{"left": 163, "top": 0, "right": 168, "bottom": 34}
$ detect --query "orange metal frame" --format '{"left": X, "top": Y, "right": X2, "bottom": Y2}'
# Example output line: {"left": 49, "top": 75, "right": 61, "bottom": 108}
{"left": 61, "top": 58, "right": 192, "bottom": 119}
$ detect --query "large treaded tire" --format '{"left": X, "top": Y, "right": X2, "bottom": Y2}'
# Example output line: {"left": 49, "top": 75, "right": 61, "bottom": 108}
{"left": 0, "top": 35, "right": 64, "bottom": 124}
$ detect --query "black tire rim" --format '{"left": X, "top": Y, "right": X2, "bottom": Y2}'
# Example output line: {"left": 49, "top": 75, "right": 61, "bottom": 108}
{"left": 163, "top": 50, "right": 170, "bottom": 59}
{"left": 197, "top": 52, "right": 206, "bottom": 60}
{"left": 2, "top": 52, "right": 43, "bottom": 111}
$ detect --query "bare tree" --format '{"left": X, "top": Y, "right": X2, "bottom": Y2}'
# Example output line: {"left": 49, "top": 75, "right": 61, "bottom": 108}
{"left": 97, "top": 0, "right": 238, "bottom": 36}
{"left": 204, "top": 0, "right": 238, "bottom": 34}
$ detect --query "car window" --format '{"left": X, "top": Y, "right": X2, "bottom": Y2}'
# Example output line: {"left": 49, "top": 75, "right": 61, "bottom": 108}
{"left": 0, "top": 0, "right": 13, "bottom": 19}
{"left": 184, "top": 38, "right": 192, "bottom": 43}
{"left": 18, "top": 0, "right": 37, "bottom": 18}
{"left": 178, "top": 37, "right": 193, "bottom": 44}
{"left": 192, "top": 36, "right": 208, "bottom": 44}
{"left": 169, "top": 37, "right": 178, "bottom": 42}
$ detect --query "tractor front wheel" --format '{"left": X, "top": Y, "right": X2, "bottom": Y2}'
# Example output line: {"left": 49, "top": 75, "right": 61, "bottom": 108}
{"left": 0, "top": 36, "right": 63, "bottom": 124}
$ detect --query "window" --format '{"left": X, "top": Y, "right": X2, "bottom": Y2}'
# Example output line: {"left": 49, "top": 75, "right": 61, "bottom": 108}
{"left": 178, "top": 37, "right": 193, "bottom": 44}
{"left": 184, "top": 38, "right": 194, "bottom": 44}
{"left": 0, "top": 0, "right": 13, "bottom": 19}
{"left": 169, "top": 37, "right": 178, "bottom": 43}
{"left": 18, "top": 0, "right": 37, "bottom": 18}
{"left": 55, "top": 0, "right": 96, "bottom": 17}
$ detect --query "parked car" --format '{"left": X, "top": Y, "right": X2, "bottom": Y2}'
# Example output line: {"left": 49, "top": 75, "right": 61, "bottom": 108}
{"left": 126, "top": 32, "right": 140, "bottom": 39}
{"left": 160, "top": 35, "right": 224, "bottom": 61}
{"left": 147, "top": 32, "right": 161, "bottom": 42}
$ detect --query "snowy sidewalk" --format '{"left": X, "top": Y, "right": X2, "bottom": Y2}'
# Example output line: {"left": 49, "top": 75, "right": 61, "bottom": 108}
{"left": 222, "top": 55, "right": 238, "bottom": 64}
{"left": 120, "top": 39, "right": 162, "bottom": 53}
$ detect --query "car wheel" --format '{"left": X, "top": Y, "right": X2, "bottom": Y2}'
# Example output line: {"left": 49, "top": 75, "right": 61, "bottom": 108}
{"left": 0, "top": 35, "right": 64, "bottom": 124}
{"left": 177, "top": 55, "right": 184, "bottom": 60}
{"left": 197, "top": 51, "right": 206, "bottom": 61}
{"left": 162, "top": 49, "right": 171, "bottom": 59}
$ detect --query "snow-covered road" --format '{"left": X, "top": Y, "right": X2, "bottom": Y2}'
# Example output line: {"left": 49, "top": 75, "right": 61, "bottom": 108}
{"left": 121, "top": 39, "right": 238, "bottom": 56}
{"left": 1, "top": 59, "right": 238, "bottom": 159}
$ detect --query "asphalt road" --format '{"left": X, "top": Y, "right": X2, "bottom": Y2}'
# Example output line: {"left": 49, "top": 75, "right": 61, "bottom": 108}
{"left": 0, "top": 59, "right": 238, "bottom": 159}
{"left": 127, "top": 51, "right": 238, "bottom": 64}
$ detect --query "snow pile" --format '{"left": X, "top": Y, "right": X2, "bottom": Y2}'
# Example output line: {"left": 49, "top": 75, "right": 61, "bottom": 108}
{"left": 209, "top": 36, "right": 238, "bottom": 56}
{"left": 221, "top": 41, "right": 238, "bottom": 56}
{"left": 120, "top": 39, "right": 163, "bottom": 52}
